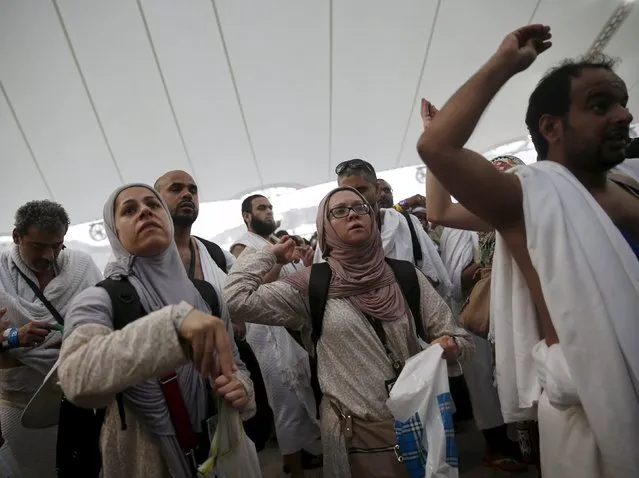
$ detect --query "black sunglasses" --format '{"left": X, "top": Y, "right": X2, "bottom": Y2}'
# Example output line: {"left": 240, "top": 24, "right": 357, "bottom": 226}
{"left": 335, "top": 159, "right": 375, "bottom": 175}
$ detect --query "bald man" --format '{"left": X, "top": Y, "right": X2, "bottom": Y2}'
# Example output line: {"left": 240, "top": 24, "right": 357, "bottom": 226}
{"left": 154, "top": 171, "right": 279, "bottom": 449}
{"left": 154, "top": 170, "right": 235, "bottom": 278}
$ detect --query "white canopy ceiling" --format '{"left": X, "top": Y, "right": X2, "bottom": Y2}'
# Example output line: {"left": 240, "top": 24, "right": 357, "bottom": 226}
{"left": 1, "top": 0, "right": 637, "bottom": 232}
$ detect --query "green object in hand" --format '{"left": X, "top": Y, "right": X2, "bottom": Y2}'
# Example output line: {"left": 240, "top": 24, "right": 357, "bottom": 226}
{"left": 52, "top": 324, "right": 64, "bottom": 333}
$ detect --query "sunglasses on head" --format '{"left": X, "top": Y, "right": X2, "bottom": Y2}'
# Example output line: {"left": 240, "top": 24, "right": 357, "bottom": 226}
{"left": 335, "top": 159, "right": 375, "bottom": 176}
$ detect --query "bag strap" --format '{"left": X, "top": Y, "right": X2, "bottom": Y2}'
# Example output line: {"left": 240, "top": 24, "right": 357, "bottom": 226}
{"left": 97, "top": 278, "right": 145, "bottom": 331}
{"left": 97, "top": 277, "right": 204, "bottom": 458}
{"left": 308, "top": 259, "right": 425, "bottom": 344}
{"left": 159, "top": 372, "right": 199, "bottom": 454}
{"left": 191, "top": 279, "right": 221, "bottom": 317}
{"left": 193, "top": 236, "right": 228, "bottom": 274}
{"left": 609, "top": 173, "right": 639, "bottom": 199}
{"left": 400, "top": 211, "right": 423, "bottom": 264}
{"left": 385, "top": 258, "right": 426, "bottom": 342}
{"left": 309, "top": 262, "right": 332, "bottom": 345}
{"left": 15, "top": 268, "right": 64, "bottom": 325}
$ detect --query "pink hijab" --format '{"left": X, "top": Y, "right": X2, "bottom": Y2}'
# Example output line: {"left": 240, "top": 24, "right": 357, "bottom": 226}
{"left": 284, "top": 187, "right": 406, "bottom": 320}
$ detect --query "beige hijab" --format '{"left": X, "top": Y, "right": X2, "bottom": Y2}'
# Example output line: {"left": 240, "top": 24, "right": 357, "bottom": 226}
{"left": 284, "top": 187, "right": 405, "bottom": 320}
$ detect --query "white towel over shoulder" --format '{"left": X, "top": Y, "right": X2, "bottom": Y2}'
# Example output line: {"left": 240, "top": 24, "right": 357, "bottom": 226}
{"left": 491, "top": 160, "right": 639, "bottom": 477}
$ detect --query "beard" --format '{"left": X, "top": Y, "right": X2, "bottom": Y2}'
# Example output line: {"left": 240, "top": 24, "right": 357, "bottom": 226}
{"left": 378, "top": 196, "right": 394, "bottom": 208}
{"left": 251, "top": 216, "right": 277, "bottom": 237}
{"left": 172, "top": 209, "right": 198, "bottom": 228}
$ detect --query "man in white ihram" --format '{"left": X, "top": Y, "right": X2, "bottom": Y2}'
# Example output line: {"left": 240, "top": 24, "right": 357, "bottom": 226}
{"left": 418, "top": 23, "right": 638, "bottom": 478}
{"left": 0, "top": 200, "right": 102, "bottom": 477}
{"left": 314, "top": 159, "right": 453, "bottom": 300}
{"left": 154, "top": 170, "right": 256, "bottom": 419}
{"left": 231, "top": 194, "right": 321, "bottom": 478}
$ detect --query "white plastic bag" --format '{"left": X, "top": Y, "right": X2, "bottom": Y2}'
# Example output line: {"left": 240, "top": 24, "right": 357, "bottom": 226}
{"left": 386, "top": 344, "right": 458, "bottom": 478}
{"left": 198, "top": 400, "right": 262, "bottom": 478}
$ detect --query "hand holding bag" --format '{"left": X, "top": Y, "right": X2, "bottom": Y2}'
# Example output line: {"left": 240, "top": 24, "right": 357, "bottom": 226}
{"left": 197, "top": 399, "right": 261, "bottom": 478}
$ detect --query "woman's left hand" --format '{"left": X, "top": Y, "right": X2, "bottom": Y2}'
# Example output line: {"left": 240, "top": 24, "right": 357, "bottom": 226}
{"left": 431, "top": 335, "right": 459, "bottom": 363}
{"left": 214, "top": 375, "right": 249, "bottom": 409}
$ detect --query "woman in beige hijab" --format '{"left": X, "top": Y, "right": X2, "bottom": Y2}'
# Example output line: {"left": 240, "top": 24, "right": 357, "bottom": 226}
{"left": 225, "top": 186, "right": 472, "bottom": 478}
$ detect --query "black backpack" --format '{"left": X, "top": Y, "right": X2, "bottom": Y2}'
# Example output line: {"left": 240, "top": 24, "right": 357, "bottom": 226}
{"left": 400, "top": 211, "right": 423, "bottom": 265}
{"left": 305, "top": 258, "right": 426, "bottom": 416}
{"left": 193, "top": 236, "right": 228, "bottom": 273}
{"left": 56, "top": 277, "right": 220, "bottom": 478}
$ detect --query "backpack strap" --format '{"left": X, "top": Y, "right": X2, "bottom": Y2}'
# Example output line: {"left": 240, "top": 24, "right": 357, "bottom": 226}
{"left": 96, "top": 277, "right": 147, "bottom": 432}
{"left": 308, "top": 262, "right": 332, "bottom": 345}
{"left": 191, "top": 279, "right": 221, "bottom": 317}
{"left": 401, "top": 211, "right": 423, "bottom": 264}
{"left": 193, "top": 236, "right": 227, "bottom": 273}
{"left": 97, "top": 278, "right": 145, "bottom": 331}
{"left": 385, "top": 258, "right": 426, "bottom": 342}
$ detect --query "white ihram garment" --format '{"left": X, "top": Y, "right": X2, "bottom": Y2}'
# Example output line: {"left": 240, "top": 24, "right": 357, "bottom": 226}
{"left": 490, "top": 160, "right": 639, "bottom": 478}
{"left": 230, "top": 232, "right": 320, "bottom": 454}
{"left": 439, "top": 228, "right": 503, "bottom": 431}
{"left": 0, "top": 246, "right": 102, "bottom": 478}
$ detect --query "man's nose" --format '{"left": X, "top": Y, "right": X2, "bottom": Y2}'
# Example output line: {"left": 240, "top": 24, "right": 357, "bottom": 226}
{"left": 42, "top": 248, "right": 55, "bottom": 261}
{"left": 615, "top": 104, "right": 633, "bottom": 125}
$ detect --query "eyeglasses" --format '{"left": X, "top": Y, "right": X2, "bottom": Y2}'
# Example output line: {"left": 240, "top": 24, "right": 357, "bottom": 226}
{"left": 329, "top": 203, "right": 370, "bottom": 219}
{"left": 335, "top": 159, "right": 375, "bottom": 176}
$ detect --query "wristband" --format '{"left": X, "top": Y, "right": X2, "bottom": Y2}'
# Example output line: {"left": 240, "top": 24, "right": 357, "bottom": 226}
{"left": 8, "top": 328, "right": 20, "bottom": 349}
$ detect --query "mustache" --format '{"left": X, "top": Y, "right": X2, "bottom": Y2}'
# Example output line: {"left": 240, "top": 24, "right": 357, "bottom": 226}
{"left": 178, "top": 200, "right": 196, "bottom": 209}
{"left": 604, "top": 126, "right": 630, "bottom": 142}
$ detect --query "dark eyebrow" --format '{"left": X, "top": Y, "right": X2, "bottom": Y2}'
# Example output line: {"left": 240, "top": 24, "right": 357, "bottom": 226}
{"left": 32, "top": 241, "right": 64, "bottom": 247}
{"left": 120, "top": 195, "right": 158, "bottom": 207}
{"left": 586, "top": 89, "right": 628, "bottom": 106}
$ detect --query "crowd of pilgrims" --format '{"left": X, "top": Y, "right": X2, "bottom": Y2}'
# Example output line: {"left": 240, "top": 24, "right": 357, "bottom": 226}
{"left": 0, "top": 23, "right": 637, "bottom": 478}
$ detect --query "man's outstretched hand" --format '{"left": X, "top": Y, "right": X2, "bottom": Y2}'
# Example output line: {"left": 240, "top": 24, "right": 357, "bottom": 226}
{"left": 494, "top": 24, "right": 552, "bottom": 75}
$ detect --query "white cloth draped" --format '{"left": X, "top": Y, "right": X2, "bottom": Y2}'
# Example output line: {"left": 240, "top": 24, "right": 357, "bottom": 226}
{"left": 230, "top": 232, "right": 320, "bottom": 454}
{"left": 195, "top": 238, "right": 256, "bottom": 420}
{"left": 491, "top": 160, "right": 639, "bottom": 478}
{"left": 314, "top": 208, "right": 453, "bottom": 299}
{"left": 0, "top": 246, "right": 102, "bottom": 392}
{"left": 439, "top": 228, "right": 478, "bottom": 307}
{"left": 0, "top": 245, "right": 102, "bottom": 478}
{"left": 439, "top": 228, "right": 503, "bottom": 431}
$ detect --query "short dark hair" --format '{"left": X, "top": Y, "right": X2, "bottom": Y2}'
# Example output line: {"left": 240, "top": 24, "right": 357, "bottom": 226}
{"left": 338, "top": 166, "right": 377, "bottom": 185}
{"left": 525, "top": 54, "right": 618, "bottom": 159}
{"left": 241, "top": 194, "right": 266, "bottom": 215}
{"left": 15, "top": 200, "right": 70, "bottom": 236}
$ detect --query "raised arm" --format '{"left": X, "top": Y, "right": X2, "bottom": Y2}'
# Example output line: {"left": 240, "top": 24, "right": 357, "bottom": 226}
{"left": 224, "top": 247, "right": 311, "bottom": 333}
{"left": 420, "top": 99, "right": 492, "bottom": 232}
{"left": 417, "top": 25, "right": 552, "bottom": 230}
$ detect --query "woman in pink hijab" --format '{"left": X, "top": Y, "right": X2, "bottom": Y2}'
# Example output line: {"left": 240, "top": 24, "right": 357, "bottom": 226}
{"left": 224, "top": 186, "right": 472, "bottom": 478}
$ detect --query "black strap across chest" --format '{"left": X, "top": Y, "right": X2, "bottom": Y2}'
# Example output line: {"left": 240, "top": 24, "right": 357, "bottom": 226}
{"left": 16, "top": 268, "right": 64, "bottom": 325}
{"left": 188, "top": 239, "right": 197, "bottom": 280}
{"left": 308, "top": 257, "right": 425, "bottom": 345}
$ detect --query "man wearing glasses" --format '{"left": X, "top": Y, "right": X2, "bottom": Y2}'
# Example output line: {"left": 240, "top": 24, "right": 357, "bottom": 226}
{"left": 314, "top": 159, "right": 452, "bottom": 299}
